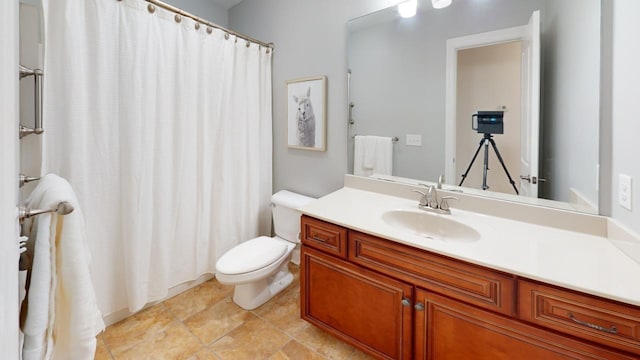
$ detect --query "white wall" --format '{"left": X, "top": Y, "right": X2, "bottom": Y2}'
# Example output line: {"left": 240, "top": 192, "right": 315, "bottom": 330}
{"left": 164, "top": 0, "right": 229, "bottom": 28}
{"left": 541, "top": 0, "right": 600, "bottom": 205}
{"left": 229, "top": 0, "right": 404, "bottom": 198}
{"left": 0, "top": 0, "right": 20, "bottom": 357}
{"left": 611, "top": 0, "right": 640, "bottom": 233}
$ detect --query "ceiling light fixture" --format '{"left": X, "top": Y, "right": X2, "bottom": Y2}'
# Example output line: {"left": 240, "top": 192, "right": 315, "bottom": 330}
{"left": 398, "top": 0, "right": 417, "bottom": 18}
{"left": 431, "top": 0, "right": 452, "bottom": 9}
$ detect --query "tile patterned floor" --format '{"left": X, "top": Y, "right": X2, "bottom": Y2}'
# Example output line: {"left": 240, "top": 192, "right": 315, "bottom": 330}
{"left": 96, "top": 264, "right": 375, "bottom": 360}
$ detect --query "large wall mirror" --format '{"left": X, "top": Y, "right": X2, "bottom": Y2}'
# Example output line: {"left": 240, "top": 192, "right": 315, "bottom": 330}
{"left": 347, "top": 0, "right": 601, "bottom": 214}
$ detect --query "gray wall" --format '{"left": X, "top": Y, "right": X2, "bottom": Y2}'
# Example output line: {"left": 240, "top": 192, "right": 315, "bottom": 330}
{"left": 165, "top": 0, "right": 229, "bottom": 28}
{"left": 229, "top": 0, "right": 401, "bottom": 198}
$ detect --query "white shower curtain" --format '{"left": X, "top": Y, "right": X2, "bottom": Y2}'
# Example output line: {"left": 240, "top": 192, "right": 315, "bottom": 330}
{"left": 41, "top": 0, "right": 272, "bottom": 313}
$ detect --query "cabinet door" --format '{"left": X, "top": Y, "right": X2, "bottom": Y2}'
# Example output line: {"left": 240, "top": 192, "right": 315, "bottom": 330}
{"left": 301, "top": 246, "right": 413, "bottom": 360}
{"left": 414, "top": 289, "right": 635, "bottom": 360}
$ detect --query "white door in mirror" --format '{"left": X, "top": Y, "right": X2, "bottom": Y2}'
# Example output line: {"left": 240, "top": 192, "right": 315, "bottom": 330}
{"left": 519, "top": 11, "right": 541, "bottom": 198}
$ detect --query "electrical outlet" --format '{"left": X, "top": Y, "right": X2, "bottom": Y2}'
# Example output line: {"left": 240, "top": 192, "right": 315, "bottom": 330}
{"left": 619, "top": 174, "right": 632, "bottom": 211}
{"left": 406, "top": 134, "right": 422, "bottom": 146}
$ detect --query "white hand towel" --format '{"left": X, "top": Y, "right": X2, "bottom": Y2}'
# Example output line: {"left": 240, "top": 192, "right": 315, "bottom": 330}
{"left": 353, "top": 135, "right": 393, "bottom": 177}
{"left": 353, "top": 136, "right": 369, "bottom": 176}
{"left": 372, "top": 136, "right": 393, "bottom": 176}
{"left": 22, "top": 174, "right": 105, "bottom": 360}
{"left": 362, "top": 136, "right": 378, "bottom": 169}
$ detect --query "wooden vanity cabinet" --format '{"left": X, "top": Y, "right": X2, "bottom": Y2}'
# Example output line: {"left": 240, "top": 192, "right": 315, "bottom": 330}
{"left": 518, "top": 280, "right": 640, "bottom": 356}
{"left": 415, "top": 290, "right": 634, "bottom": 360}
{"left": 301, "top": 246, "right": 413, "bottom": 359}
{"left": 300, "top": 215, "right": 638, "bottom": 359}
{"left": 348, "top": 230, "right": 515, "bottom": 316}
{"left": 300, "top": 215, "right": 348, "bottom": 258}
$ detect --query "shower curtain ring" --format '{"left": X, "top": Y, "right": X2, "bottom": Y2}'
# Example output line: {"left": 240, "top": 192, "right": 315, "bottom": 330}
{"left": 147, "top": 4, "right": 155, "bottom": 13}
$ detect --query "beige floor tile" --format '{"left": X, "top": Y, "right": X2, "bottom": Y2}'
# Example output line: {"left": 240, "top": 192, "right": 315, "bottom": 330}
{"left": 100, "top": 263, "right": 366, "bottom": 360}
{"left": 209, "top": 313, "right": 291, "bottom": 360}
{"left": 103, "top": 303, "right": 176, "bottom": 356}
{"left": 269, "top": 340, "right": 326, "bottom": 360}
{"left": 114, "top": 322, "right": 202, "bottom": 360}
{"left": 95, "top": 334, "right": 113, "bottom": 360}
{"left": 347, "top": 348, "right": 377, "bottom": 360}
{"left": 183, "top": 297, "right": 250, "bottom": 345}
{"left": 165, "top": 280, "right": 234, "bottom": 320}
{"left": 186, "top": 348, "right": 219, "bottom": 360}
{"left": 295, "top": 325, "right": 356, "bottom": 360}
{"left": 253, "top": 282, "right": 307, "bottom": 336}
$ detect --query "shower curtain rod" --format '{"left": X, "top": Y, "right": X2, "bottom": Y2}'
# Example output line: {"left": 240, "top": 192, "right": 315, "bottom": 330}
{"left": 144, "top": 0, "right": 274, "bottom": 49}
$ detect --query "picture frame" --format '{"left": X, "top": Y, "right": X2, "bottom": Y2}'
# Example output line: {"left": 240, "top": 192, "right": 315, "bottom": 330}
{"left": 286, "top": 75, "right": 327, "bottom": 151}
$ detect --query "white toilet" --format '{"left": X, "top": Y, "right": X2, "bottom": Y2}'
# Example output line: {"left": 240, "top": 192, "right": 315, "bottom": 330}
{"left": 214, "top": 190, "right": 314, "bottom": 310}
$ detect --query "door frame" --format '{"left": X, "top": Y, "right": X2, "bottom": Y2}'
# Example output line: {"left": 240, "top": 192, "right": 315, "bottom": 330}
{"left": 444, "top": 25, "right": 528, "bottom": 186}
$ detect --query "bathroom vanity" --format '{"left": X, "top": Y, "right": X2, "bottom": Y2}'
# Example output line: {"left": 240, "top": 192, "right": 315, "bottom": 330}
{"left": 299, "top": 176, "right": 640, "bottom": 359}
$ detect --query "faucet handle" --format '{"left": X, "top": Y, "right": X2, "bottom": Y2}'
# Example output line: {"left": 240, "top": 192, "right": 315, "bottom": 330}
{"left": 439, "top": 196, "right": 458, "bottom": 211}
{"left": 411, "top": 190, "right": 428, "bottom": 207}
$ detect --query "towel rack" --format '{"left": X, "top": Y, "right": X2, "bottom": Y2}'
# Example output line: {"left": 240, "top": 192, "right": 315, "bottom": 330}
{"left": 19, "top": 64, "right": 44, "bottom": 138}
{"left": 351, "top": 134, "right": 399, "bottom": 143}
{"left": 19, "top": 201, "right": 74, "bottom": 224}
{"left": 19, "top": 173, "right": 41, "bottom": 188}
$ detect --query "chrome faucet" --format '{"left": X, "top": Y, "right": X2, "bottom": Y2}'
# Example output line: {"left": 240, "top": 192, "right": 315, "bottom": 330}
{"left": 426, "top": 185, "right": 438, "bottom": 208}
{"left": 411, "top": 185, "right": 457, "bottom": 215}
{"left": 437, "top": 174, "right": 444, "bottom": 189}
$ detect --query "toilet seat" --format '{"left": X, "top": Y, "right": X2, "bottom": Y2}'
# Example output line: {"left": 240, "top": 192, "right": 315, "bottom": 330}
{"left": 216, "top": 236, "right": 288, "bottom": 275}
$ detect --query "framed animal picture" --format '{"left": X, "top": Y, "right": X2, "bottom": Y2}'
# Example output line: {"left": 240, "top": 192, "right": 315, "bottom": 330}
{"left": 286, "top": 76, "right": 327, "bottom": 151}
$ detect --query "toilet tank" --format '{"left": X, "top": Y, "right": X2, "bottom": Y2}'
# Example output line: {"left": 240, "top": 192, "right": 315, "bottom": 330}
{"left": 271, "top": 190, "right": 315, "bottom": 243}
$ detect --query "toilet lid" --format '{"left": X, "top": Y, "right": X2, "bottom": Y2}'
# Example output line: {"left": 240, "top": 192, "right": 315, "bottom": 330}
{"left": 216, "top": 236, "right": 288, "bottom": 275}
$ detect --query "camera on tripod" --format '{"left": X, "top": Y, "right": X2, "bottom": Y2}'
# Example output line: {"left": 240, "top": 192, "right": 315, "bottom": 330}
{"left": 460, "top": 110, "right": 519, "bottom": 194}
{"left": 472, "top": 111, "right": 504, "bottom": 134}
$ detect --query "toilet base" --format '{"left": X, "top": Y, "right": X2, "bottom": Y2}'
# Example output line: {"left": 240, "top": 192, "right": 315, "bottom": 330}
{"left": 231, "top": 262, "right": 294, "bottom": 310}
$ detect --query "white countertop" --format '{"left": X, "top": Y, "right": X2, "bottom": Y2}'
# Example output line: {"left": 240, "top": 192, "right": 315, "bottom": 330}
{"left": 299, "top": 186, "right": 640, "bottom": 307}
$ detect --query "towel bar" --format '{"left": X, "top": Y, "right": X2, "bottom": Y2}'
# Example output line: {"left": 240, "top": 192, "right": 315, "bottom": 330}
{"left": 19, "top": 173, "right": 41, "bottom": 188}
{"left": 351, "top": 134, "right": 399, "bottom": 142}
{"left": 19, "top": 65, "right": 44, "bottom": 138}
{"left": 19, "top": 201, "right": 74, "bottom": 223}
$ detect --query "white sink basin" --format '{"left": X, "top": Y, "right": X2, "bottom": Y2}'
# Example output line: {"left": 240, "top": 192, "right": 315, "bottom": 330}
{"left": 381, "top": 210, "right": 480, "bottom": 242}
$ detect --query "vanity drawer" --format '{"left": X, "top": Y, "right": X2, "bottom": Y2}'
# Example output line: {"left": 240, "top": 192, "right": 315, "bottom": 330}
{"left": 518, "top": 280, "right": 640, "bottom": 356}
{"left": 349, "top": 231, "right": 515, "bottom": 316}
{"left": 301, "top": 216, "right": 348, "bottom": 258}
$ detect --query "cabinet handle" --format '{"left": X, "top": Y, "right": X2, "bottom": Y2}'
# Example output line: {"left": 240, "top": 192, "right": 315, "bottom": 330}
{"left": 401, "top": 298, "right": 411, "bottom": 307}
{"left": 415, "top": 303, "right": 424, "bottom": 311}
{"left": 568, "top": 313, "right": 618, "bottom": 334}
{"left": 312, "top": 235, "right": 326, "bottom": 242}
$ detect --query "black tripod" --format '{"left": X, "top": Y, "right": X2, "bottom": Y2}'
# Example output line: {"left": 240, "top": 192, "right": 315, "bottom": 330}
{"left": 458, "top": 133, "right": 519, "bottom": 195}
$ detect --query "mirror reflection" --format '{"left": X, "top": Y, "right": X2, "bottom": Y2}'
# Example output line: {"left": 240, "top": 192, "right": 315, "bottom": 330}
{"left": 347, "top": 0, "right": 600, "bottom": 214}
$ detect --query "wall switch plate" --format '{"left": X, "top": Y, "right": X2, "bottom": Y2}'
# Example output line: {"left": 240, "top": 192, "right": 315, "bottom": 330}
{"left": 406, "top": 134, "right": 422, "bottom": 146}
{"left": 619, "top": 174, "right": 632, "bottom": 211}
